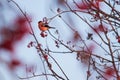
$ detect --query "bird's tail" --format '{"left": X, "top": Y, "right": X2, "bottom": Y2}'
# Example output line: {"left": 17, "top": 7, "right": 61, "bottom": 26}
{"left": 49, "top": 26, "right": 55, "bottom": 29}
{"left": 44, "top": 24, "right": 55, "bottom": 29}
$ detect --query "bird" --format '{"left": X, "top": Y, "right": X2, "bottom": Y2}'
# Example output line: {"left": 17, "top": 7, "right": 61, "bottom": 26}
{"left": 38, "top": 21, "right": 55, "bottom": 31}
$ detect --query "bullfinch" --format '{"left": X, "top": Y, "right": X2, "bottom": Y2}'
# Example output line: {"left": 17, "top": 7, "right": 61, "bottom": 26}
{"left": 38, "top": 21, "right": 55, "bottom": 31}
